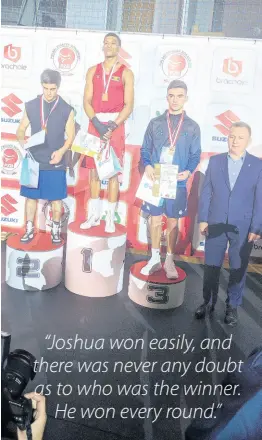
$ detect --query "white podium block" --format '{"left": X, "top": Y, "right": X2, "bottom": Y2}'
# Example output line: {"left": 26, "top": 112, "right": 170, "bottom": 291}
{"left": 128, "top": 261, "right": 186, "bottom": 309}
{"left": 6, "top": 233, "right": 64, "bottom": 291}
{"left": 65, "top": 221, "right": 127, "bottom": 297}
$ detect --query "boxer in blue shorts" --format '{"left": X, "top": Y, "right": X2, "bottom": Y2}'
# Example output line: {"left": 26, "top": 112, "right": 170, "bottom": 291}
{"left": 16, "top": 69, "right": 75, "bottom": 244}
{"left": 140, "top": 80, "right": 201, "bottom": 277}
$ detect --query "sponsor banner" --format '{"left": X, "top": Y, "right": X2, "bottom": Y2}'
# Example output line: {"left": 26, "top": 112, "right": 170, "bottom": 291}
{"left": 60, "top": 92, "right": 84, "bottom": 127}
{"left": 203, "top": 104, "right": 252, "bottom": 153}
{"left": 1, "top": 89, "right": 27, "bottom": 134}
{"left": 1, "top": 37, "right": 33, "bottom": 77}
{"left": 100, "top": 200, "right": 128, "bottom": 227}
{"left": 211, "top": 47, "right": 256, "bottom": 93}
{"left": 153, "top": 45, "right": 197, "bottom": 88}
{"left": 1, "top": 190, "right": 25, "bottom": 228}
{"left": 117, "top": 42, "right": 141, "bottom": 83}
{"left": 0, "top": 28, "right": 261, "bottom": 264}
{"left": 1, "top": 141, "right": 24, "bottom": 179}
{"left": 46, "top": 39, "right": 86, "bottom": 80}
{"left": 251, "top": 240, "right": 262, "bottom": 258}
{"left": 37, "top": 196, "right": 76, "bottom": 232}
{"left": 127, "top": 105, "right": 151, "bottom": 145}
{"left": 83, "top": 40, "right": 141, "bottom": 83}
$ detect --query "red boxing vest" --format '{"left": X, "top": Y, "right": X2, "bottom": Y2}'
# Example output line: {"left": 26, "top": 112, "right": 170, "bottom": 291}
{"left": 91, "top": 63, "right": 126, "bottom": 113}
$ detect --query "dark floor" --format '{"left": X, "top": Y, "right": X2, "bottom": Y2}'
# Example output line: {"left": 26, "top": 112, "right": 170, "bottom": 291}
{"left": 1, "top": 242, "right": 262, "bottom": 440}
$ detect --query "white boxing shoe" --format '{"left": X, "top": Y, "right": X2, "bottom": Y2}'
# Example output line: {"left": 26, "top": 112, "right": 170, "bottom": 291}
{"left": 80, "top": 214, "right": 100, "bottom": 230}
{"left": 141, "top": 259, "right": 162, "bottom": 276}
{"left": 105, "top": 212, "right": 115, "bottom": 233}
{"left": 164, "top": 255, "right": 179, "bottom": 279}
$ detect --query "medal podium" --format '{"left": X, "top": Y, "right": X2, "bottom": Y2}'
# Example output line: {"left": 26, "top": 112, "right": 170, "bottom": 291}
{"left": 128, "top": 261, "right": 186, "bottom": 309}
{"left": 65, "top": 221, "right": 126, "bottom": 297}
{"left": 6, "top": 233, "right": 64, "bottom": 291}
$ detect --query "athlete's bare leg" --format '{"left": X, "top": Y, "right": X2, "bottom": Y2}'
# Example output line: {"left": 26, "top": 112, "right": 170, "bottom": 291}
{"left": 105, "top": 175, "right": 119, "bottom": 233}
{"left": 20, "top": 198, "right": 37, "bottom": 243}
{"left": 164, "top": 217, "right": 179, "bottom": 278}
{"left": 80, "top": 169, "right": 101, "bottom": 230}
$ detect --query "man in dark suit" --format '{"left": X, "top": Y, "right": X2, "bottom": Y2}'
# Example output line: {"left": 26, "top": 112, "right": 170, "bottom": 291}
{"left": 195, "top": 122, "right": 262, "bottom": 326}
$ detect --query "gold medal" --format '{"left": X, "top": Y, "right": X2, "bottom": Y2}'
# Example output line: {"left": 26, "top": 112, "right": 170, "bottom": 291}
{"left": 102, "top": 93, "right": 108, "bottom": 102}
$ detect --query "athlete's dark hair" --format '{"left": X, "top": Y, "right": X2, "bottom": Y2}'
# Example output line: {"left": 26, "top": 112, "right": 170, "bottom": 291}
{"left": 104, "top": 32, "right": 121, "bottom": 47}
{"left": 40, "top": 69, "right": 61, "bottom": 87}
{"left": 231, "top": 121, "right": 251, "bottom": 136}
{"left": 167, "top": 80, "right": 187, "bottom": 94}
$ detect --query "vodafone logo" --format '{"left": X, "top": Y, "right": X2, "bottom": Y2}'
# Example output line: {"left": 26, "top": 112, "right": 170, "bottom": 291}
{"left": 4, "top": 44, "right": 21, "bottom": 62}
{"left": 214, "top": 110, "right": 240, "bottom": 136}
{"left": 1, "top": 94, "right": 23, "bottom": 117}
{"left": 223, "top": 58, "right": 242, "bottom": 77}
{"left": 2, "top": 44, "right": 27, "bottom": 71}
{"left": 1, "top": 194, "right": 18, "bottom": 217}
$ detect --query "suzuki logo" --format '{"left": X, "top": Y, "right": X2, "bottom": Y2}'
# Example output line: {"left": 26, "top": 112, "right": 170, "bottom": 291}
{"left": 223, "top": 58, "right": 242, "bottom": 77}
{"left": 1, "top": 94, "right": 23, "bottom": 117}
{"left": 215, "top": 110, "right": 241, "bottom": 136}
{"left": 4, "top": 44, "right": 21, "bottom": 63}
{"left": 118, "top": 47, "right": 132, "bottom": 68}
{"left": 1, "top": 194, "right": 18, "bottom": 216}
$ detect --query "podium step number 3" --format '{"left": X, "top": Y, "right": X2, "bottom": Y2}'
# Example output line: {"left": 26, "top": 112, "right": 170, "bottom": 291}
{"left": 128, "top": 261, "right": 186, "bottom": 309}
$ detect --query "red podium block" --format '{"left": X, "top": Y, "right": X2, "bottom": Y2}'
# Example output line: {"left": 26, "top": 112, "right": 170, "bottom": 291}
{"left": 128, "top": 261, "right": 186, "bottom": 309}
{"left": 6, "top": 233, "right": 64, "bottom": 291}
{"left": 65, "top": 221, "right": 127, "bottom": 297}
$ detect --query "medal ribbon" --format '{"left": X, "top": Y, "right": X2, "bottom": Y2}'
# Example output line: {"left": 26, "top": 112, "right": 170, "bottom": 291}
{"left": 166, "top": 111, "right": 184, "bottom": 151}
{"left": 102, "top": 62, "right": 118, "bottom": 95}
{"left": 40, "top": 95, "right": 59, "bottom": 129}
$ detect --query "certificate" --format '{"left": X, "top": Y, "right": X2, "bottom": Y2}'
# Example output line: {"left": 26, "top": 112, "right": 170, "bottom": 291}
{"left": 136, "top": 173, "right": 163, "bottom": 207}
{"left": 72, "top": 132, "right": 102, "bottom": 157}
{"left": 24, "top": 130, "right": 45, "bottom": 149}
{"left": 153, "top": 164, "right": 178, "bottom": 199}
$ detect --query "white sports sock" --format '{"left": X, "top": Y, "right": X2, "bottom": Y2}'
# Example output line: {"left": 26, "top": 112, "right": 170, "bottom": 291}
{"left": 151, "top": 248, "right": 161, "bottom": 262}
{"left": 166, "top": 252, "right": 174, "bottom": 259}
{"left": 108, "top": 202, "right": 117, "bottom": 217}
{"left": 26, "top": 220, "right": 34, "bottom": 230}
{"left": 89, "top": 198, "right": 100, "bottom": 215}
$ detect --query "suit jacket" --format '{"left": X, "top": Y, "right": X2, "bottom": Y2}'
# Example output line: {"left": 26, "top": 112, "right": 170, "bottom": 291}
{"left": 198, "top": 152, "right": 262, "bottom": 235}
{"left": 185, "top": 346, "right": 262, "bottom": 440}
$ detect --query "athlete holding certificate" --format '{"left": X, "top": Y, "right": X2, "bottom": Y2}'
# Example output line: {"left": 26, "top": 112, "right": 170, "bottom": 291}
{"left": 17, "top": 69, "right": 75, "bottom": 244}
{"left": 80, "top": 33, "right": 134, "bottom": 233}
{"left": 140, "top": 80, "right": 201, "bottom": 277}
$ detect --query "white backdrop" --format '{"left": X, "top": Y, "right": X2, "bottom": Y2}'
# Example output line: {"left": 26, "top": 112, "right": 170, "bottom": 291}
{"left": 1, "top": 27, "right": 262, "bottom": 256}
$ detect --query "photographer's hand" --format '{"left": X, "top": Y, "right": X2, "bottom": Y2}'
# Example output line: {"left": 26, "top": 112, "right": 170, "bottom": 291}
{"left": 17, "top": 393, "right": 47, "bottom": 440}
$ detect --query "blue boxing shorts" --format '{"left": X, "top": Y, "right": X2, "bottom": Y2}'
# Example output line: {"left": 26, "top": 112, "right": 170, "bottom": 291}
{"left": 20, "top": 170, "right": 67, "bottom": 201}
{"left": 141, "top": 187, "right": 187, "bottom": 218}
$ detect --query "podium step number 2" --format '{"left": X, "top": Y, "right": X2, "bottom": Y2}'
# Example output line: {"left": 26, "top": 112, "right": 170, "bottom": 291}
{"left": 6, "top": 233, "right": 64, "bottom": 291}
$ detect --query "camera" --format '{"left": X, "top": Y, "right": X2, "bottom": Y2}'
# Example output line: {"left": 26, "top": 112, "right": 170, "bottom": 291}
{"left": 1, "top": 331, "right": 36, "bottom": 438}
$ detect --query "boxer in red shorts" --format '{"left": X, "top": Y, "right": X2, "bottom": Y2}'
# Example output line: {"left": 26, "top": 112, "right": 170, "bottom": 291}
{"left": 80, "top": 33, "right": 134, "bottom": 233}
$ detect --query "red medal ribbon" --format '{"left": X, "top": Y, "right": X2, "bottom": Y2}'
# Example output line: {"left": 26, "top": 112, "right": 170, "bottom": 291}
{"left": 102, "top": 61, "right": 118, "bottom": 95}
{"left": 166, "top": 111, "right": 184, "bottom": 151}
{"left": 40, "top": 95, "right": 59, "bottom": 130}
